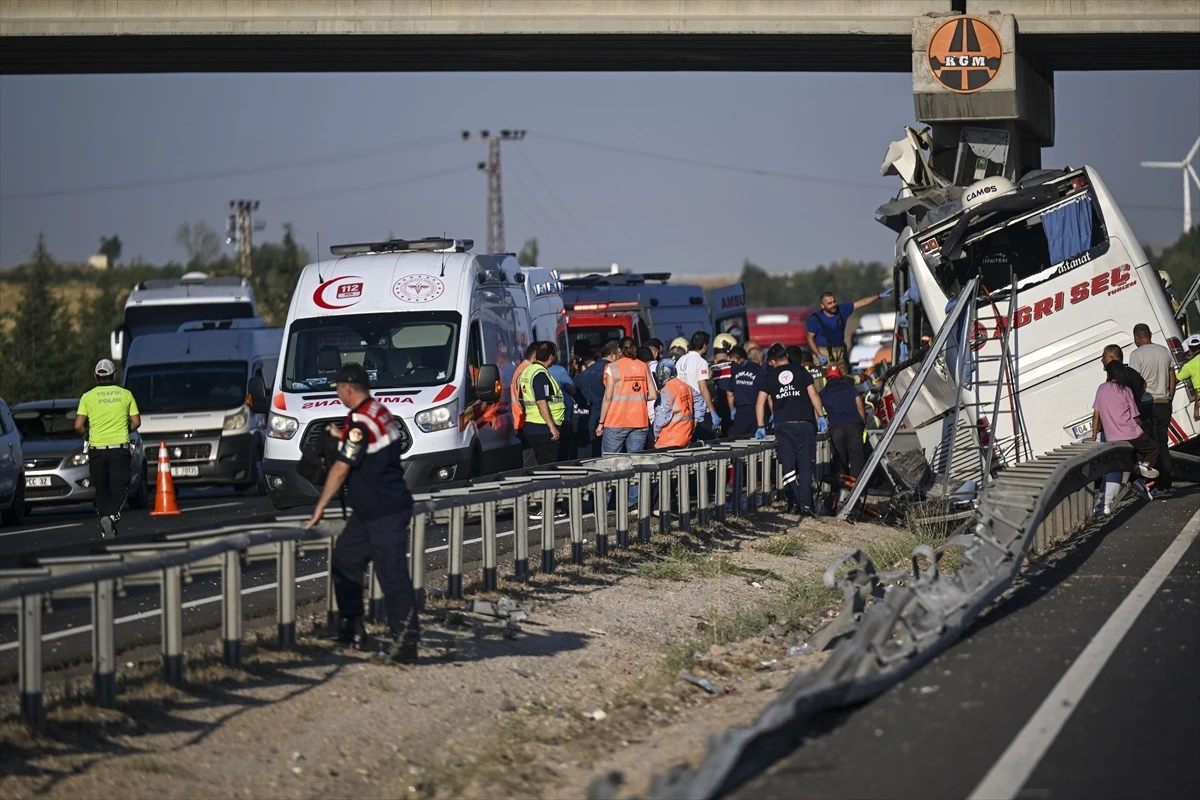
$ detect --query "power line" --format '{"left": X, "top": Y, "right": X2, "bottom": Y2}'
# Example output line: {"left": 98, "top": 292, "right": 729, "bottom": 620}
{"left": 506, "top": 169, "right": 591, "bottom": 265}
{"left": 2, "top": 135, "right": 451, "bottom": 200}
{"left": 530, "top": 131, "right": 888, "bottom": 190}
{"left": 267, "top": 165, "right": 475, "bottom": 206}
{"left": 510, "top": 145, "right": 609, "bottom": 258}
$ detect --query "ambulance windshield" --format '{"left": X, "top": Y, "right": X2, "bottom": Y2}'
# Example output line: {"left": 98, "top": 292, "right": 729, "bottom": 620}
{"left": 282, "top": 311, "right": 460, "bottom": 392}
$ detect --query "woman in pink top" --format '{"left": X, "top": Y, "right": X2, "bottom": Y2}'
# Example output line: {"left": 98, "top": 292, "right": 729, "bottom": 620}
{"left": 1085, "top": 361, "right": 1160, "bottom": 477}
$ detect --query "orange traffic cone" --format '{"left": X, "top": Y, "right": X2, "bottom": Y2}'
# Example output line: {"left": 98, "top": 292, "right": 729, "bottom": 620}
{"left": 149, "top": 441, "right": 182, "bottom": 516}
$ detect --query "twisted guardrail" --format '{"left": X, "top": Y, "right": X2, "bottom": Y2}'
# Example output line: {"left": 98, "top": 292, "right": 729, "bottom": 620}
{"left": 607, "top": 440, "right": 1134, "bottom": 800}
{"left": 2, "top": 438, "right": 799, "bottom": 728}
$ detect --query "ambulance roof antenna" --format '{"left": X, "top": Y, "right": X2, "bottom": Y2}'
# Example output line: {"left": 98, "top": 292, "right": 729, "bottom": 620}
{"left": 440, "top": 231, "right": 448, "bottom": 277}
{"left": 1140, "top": 133, "right": 1200, "bottom": 235}
{"left": 316, "top": 232, "right": 323, "bottom": 282}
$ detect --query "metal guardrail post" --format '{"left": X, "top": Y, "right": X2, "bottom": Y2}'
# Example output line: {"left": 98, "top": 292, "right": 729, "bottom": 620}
{"left": 616, "top": 476, "right": 631, "bottom": 548}
{"left": 679, "top": 464, "right": 692, "bottom": 532}
{"left": 732, "top": 456, "right": 745, "bottom": 518}
{"left": 746, "top": 452, "right": 759, "bottom": 512}
{"left": 325, "top": 538, "right": 338, "bottom": 630}
{"left": 698, "top": 460, "right": 711, "bottom": 527}
{"left": 570, "top": 487, "right": 585, "bottom": 564}
{"left": 92, "top": 579, "right": 116, "bottom": 706}
{"left": 448, "top": 505, "right": 465, "bottom": 599}
{"left": 162, "top": 565, "right": 184, "bottom": 684}
{"left": 658, "top": 468, "right": 671, "bottom": 536}
{"left": 716, "top": 457, "right": 728, "bottom": 522}
{"left": 412, "top": 513, "right": 427, "bottom": 609}
{"left": 222, "top": 549, "right": 243, "bottom": 667}
{"left": 513, "top": 495, "right": 530, "bottom": 580}
{"left": 767, "top": 448, "right": 778, "bottom": 505}
{"left": 20, "top": 592, "right": 44, "bottom": 728}
{"left": 482, "top": 500, "right": 499, "bottom": 590}
{"left": 637, "top": 471, "right": 652, "bottom": 543}
{"left": 277, "top": 539, "right": 297, "bottom": 649}
{"left": 541, "top": 487, "right": 556, "bottom": 573}
{"left": 594, "top": 482, "right": 610, "bottom": 556}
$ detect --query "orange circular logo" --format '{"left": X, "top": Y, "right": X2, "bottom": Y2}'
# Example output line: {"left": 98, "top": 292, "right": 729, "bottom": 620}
{"left": 927, "top": 16, "right": 1003, "bottom": 94}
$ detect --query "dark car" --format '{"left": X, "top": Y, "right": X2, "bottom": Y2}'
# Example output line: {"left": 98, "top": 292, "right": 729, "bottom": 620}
{"left": 11, "top": 398, "right": 149, "bottom": 514}
{"left": 0, "top": 398, "right": 24, "bottom": 526}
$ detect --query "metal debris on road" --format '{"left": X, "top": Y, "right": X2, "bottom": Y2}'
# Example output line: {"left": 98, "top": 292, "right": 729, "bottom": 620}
{"left": 680, "top": 672, "right": 721, "bottom": 695}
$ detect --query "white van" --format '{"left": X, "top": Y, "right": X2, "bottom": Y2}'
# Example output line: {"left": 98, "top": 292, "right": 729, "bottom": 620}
{"left": 849, "top": 311, "right": 897, "bottom": 373}
{"left": 256, "top": 237, "right": 542, "bottom": 509}
{"left": 111, "top": 272, "right": 258, "bottom": 362}
{"left": 514, "top": 267, "right": 570, "bottom": 360}
{"left": 123, "top": 319, "right": 282, "bottom": 493}
{"left": 879, "top": 166, "right": 1198, "bottom": 467}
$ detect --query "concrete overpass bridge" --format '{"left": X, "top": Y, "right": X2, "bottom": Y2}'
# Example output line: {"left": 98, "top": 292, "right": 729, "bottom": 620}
{"left": 1, "top": 1, "right": 1197, "bottom": 74}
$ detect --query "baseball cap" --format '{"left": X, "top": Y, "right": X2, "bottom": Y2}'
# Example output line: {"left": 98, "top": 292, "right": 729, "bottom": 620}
{"left": 825, "top": 366, "right": 844, "bottom": 379}
{"left": 94, "top": 359, "right": 116, "bottom": 377}
{"left": 335, "top": 363, "right": 371, "bottom": 389}
{"left": 1185, "top": 333, "right": 1200, "bottom": 349}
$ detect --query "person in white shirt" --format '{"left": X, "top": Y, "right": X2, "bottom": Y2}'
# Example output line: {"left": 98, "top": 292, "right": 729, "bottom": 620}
{"left": 675, "top": 331, "right": 716, "bottom": 441}
{"left": 1127, "top": 323, "right": 1177, "bottom": 497}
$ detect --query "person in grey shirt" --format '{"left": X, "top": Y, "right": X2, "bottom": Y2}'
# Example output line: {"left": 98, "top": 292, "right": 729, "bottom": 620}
{"left": 1127, "top": 323, "right": 1177, "bottom": 497}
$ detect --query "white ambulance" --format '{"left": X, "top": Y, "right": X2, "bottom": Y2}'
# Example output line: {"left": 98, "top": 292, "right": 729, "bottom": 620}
{"left": 255, "top": 237, "right": 543, "bottom": 509}
{"left": 879, "top": 166, "right": 1199, "bottom": 472}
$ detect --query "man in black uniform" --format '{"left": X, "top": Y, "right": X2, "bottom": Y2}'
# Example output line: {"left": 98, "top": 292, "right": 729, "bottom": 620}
{"left": 304, "top": 364, "right": 419, "bottom": 663}
{"left": 754, "top": 343, "right": 828, "bottom": 516}
{"left": 726, "top": 345, "right": 763, "bottom": 437}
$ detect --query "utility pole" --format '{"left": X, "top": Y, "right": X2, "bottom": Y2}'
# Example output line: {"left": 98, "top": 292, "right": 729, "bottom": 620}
{"left": 462, "top": 130, "right": 525, "bottom": 253}
{"left": 226, "top": 199, "right": 264, "bottom": 277}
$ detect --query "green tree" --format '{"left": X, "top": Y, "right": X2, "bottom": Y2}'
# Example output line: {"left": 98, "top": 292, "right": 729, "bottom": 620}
{"left": 1148, "top": 224, "right": 1199, "bottom": 310}
{"left": 518, "top": 237, "right": 539, "bottom": 267}
{"left": 250, "top": 222, "right": 308, "bottom": 325}
{"left": 98, "top": 234, "right": 123, "bottom": 267}
{"left": 0, "top": 234, "right": 78, "bottom": 403}
{"left": 174, "top": 220, "right": 221, "bottom": 269}
{"left": 73, "top": 271, "right": 124, "bottom": 388}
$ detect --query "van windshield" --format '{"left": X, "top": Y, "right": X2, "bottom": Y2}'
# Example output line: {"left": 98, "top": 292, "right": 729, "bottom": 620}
{"left": 283, "top": 311, "right": 460, "bottom": 392}
{"left": 568, "top": 326, "right": 629, "bottom": 352}
{"left": 918, "top": 175, "right": 1107, "bottom": 300}
{"left": 125, "top": 362, "right": 249, "bottom": 413}
{"left": 124, "top": 302, "right": 256, "bottom": 338}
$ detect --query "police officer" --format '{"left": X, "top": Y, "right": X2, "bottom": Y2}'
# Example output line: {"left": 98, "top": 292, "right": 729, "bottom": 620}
{"left": 754, "top": 343, "right": 828, "bottom": 516}
{"left": 74, "top": 359, "right": 140, "bottom": 538}
{"left": 726, "top": 345, "right": 763, "bottom": 437}
{"left": 304, "top": 363, "right": 419, "bottom": 663}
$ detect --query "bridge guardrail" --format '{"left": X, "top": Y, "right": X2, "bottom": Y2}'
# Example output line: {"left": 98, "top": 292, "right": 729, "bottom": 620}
{"left": 2, "top": 438, "right": 793, "bottom": 728}
{"left": 627, "top": 440, "right": 1135, "bottom": 800}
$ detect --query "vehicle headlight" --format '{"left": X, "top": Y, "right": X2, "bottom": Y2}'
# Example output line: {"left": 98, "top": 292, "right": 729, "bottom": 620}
{"left": 267, "top": 412, "right": 299, "bottom": 439}
{"left": 223, "top": 406, "right": 250, "bottom": 432}
{"left": 67, "top": 451, "right": 89, "bottom": 467}
{"left": 415, "top": 401, "right": 458, "bottom": 433}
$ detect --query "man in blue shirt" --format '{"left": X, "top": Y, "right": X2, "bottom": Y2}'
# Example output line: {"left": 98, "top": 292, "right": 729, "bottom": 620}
{"left": 725, "top": 346, "right": 763, "bottom": 437}
{"left": 576, "top": 341, "right": 617, "bottom": 457}
{"left": 547, "top": 353, "right": 576, "bottom": 460}
{"left": 807, "top": 288, "right": 892, "bottom": 370}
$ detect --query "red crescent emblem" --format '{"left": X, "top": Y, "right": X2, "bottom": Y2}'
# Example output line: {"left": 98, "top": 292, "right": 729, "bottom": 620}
{"left": 313, "top": 276, "right": 365, "bottom": 310}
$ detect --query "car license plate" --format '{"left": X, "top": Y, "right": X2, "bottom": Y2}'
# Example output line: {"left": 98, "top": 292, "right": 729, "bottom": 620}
{"left": 26, "top": 476, "right": 52, "bottom": 488}
{"left": 1070, "top": 421, "right": 1093, "bottom": 438}
{"left": 171, "top": 466, "right": 200, "bottom": 477}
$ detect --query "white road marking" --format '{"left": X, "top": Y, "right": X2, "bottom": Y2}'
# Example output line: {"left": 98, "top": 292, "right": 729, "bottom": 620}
{"left": 0, "top": 571, "right": 329, "bottom": 652}
{"left": 0, "top": 523, "right": 83, "bottom": 537}
{"left": 181, "top": 502, "right": 244, "bottom": 513}
{"left": 967, "top": 507, "right": 1200, "bottom": 800}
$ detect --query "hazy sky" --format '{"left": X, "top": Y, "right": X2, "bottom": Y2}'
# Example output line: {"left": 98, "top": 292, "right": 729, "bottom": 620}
{"left": 1, "top": 70, "right": 1197, "bottom": 276}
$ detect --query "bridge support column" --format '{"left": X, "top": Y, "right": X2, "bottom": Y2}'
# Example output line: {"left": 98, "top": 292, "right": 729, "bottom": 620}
{"left": 912, "top": 12, "right": 1054, "bottom": 183}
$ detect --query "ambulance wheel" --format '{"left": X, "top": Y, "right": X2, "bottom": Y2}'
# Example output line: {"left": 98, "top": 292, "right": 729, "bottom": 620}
{"left": 239, "top": 448, "right": 266, "bottom": 496}
{"left": 468, "top": 449, "right": 482, "bottom": 482}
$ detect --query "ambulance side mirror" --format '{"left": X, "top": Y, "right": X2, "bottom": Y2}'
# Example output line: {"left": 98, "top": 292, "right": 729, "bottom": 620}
{"left": 248, "top": 375, "right": 269, "bottom": 414}
{"left": 474, "top": 364, "right": 501, "bottom": 403}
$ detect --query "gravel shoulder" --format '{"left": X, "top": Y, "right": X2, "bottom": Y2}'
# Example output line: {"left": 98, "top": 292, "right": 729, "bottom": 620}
{"left": 0, "top": 508, "right": 906, "bottom": 800}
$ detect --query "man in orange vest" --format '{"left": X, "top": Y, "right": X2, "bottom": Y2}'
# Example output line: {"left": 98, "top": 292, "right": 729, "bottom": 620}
{"left": 595, "top": 337, "right": 657, "bottom": 454}
{"left": 652, "top": 359, "right": 694, "bottom": 449}
{"left": 511, "top": 341, "right": 539, "bottom": 467}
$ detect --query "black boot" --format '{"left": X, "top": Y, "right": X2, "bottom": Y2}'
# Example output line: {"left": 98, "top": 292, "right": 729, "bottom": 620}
{"left": 337, "top": 615, "right": 365, "bottom": 649}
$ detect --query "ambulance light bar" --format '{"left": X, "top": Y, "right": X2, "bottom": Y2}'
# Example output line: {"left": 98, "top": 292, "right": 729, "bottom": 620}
{"left": 331, "top": 237, "right": 473, "bottom": 256}
{"left": 566, "top": 301, "right": 640, "bottom": 312}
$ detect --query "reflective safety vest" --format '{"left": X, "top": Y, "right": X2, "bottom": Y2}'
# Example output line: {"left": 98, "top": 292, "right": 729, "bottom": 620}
{"left": 604, "top": 357, "right": 651, "bottom": 428}
{"left": 656, "top": 377, "right": 695, "bottom": 448}
{"left": 510, "top": 360, "right": 531, "bottom": 430}
{"left": 518, "top": 363, "right": 566, "bottom": 426}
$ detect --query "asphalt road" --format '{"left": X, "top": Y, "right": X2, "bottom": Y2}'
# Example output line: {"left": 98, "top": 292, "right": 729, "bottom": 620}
{"left": 730, "top": 488, "right": 1200, "bottom": 800}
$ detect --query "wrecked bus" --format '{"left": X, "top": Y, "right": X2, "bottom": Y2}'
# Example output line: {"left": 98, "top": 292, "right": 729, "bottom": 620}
{"left": 878, "top": 165, "right": 1198, "bottom": 473}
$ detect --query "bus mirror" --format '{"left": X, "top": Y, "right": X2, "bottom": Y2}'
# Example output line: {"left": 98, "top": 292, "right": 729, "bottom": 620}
{"left": 248, "top": 375, "right": 269, "bottom": 413}
{"left": 475, "top": 364, "right": 501, "bottom": 402}
{"left": 109, "top": 327, "right": 125, "bottom": 362}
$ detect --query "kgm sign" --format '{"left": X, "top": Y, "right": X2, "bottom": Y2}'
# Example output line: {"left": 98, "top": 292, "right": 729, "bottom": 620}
{"left": 927, "top": 16, "right": 1003, "bottom": 94}
{"left": 313, "top": 275, "right": 365, "bottom": 310}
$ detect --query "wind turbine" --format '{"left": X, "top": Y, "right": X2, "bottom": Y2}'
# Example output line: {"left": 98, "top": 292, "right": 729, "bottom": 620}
{"left": 1141, "top": 134, "right": 1200, "bottom": 234}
